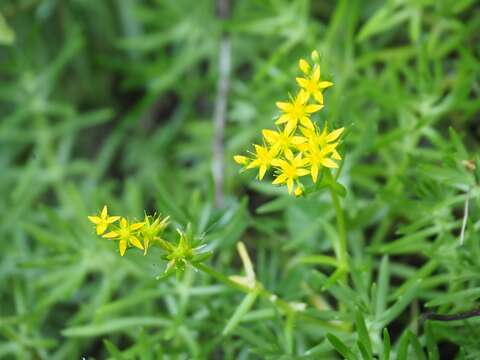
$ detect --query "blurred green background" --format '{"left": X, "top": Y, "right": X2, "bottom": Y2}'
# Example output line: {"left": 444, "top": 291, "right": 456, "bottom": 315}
{"left": 1, "top": 0, "right": 480, "bottom": 358}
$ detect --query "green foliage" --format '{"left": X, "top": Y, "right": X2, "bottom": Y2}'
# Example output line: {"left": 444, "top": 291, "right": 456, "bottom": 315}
{"left": 1, "top": 0, "right": 480, "bottom": 358}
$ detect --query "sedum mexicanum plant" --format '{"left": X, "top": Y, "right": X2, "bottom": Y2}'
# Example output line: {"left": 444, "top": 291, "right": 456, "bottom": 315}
{"left": 88, "top": 51, "right": 350, "bottom": 340}
{"left": 234, "top": 50, "right": 343, "bottom": 197}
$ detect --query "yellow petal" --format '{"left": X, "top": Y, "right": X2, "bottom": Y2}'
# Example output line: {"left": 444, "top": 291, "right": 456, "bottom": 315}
{"left": 272, "top": 174, "right": 287, "bottom": 185}
{"left": 129, "top": 235, "right": 144, "bottom": 250}
{"left": 96, "top": 223, "right": 107, "bottom": 235}
{"left": 321, "top": 158, "right": 338, "bottom": 168}
{"left": 299, "top": 58, "right": 310, "bottom": 74}
{"left": 101, "top": 205, "right": 108, "bottom": 219}
{"left": 319, "top": 81, "right": 333, "bottom": 89}
{"left": 294, "top": 186, "right": 303, "bottom": 197}
{"left": 275, "top": 114, "right": 291, "bottom": 125}
{"left": 271, "top": 158, "right": 288, "bottom": 168}
{"left": 276, "top": 101, "right": 293, "bottom": 112}
{"left": 234, "top": 155, "right": 249, "bottom": 165}
{"left": 297, "top": 90, "right": 309, "bottom": 104}
{"left": 291, "top": 136, "right": 306, "bottom": 145}
{"left": 88, "top": 216, "right": 102, "bottom": 225}
{"left": 258, "top": 165, "right": 267, "bottom": 180}
{"left": 284, "top": 148, "right": 294, "bottom": 161}
{"left": 119, "top": 239, "right": 127, "bottom": 256}
{"left": 297, "top": 168, "right": 310, "bottom": 177}
{"left": 311, "top": 165, "right": 319, "bottom": 183}
{"left": 296, "top": 77, "right": 309, "bottom": 89}
{"left": 332, "top": 150, "right": 342, "bottom": 160}
{"left": 312, "top": 66, "right": 320, "bottom": 81}
{"left": 246, "top": 159, "right": 261, "bottom": 169}
{"left": 103, "top": 230, "right": 119, "bottom": 239}
{"left": 313, "top": 91, "right": 324, "bottom": 105}
{"left": 107, "top": 216, "right": 120, "bottom": 224}
{"left": 120, "top": 218, "right": 127, "bottom": 228}
{"left": 304, "top": 104, "right": 323, "bottom": 113}
{"left": 262, "top": 129, "right": 278, "bottom": 144}
{"left": 284, "top": 120, "right": 297, "bottom": 134}
{"left": 300, "top": 117, "right": 314, "bottom": 130}
{"left": 326, "top": 128, "right": 344, "bottom": 142}
{"left": 130, "top": 222, "right": 145, "bottom": 231}
{"left": 287, "top": 178, "right": 294, "bottom": 194}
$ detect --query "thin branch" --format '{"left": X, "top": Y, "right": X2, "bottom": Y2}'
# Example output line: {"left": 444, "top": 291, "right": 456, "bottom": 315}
{"left": 459, "top": 189, "right": 470, "bottom": 245}
{"left": 422, "top": 308, "right": 480, "bottom": 323}
{"left": 212, "top": 0, "right": 231, "bottom": 208}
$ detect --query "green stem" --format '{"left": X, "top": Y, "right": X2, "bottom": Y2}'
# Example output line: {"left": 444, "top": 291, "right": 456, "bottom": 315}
{"left": 326, "top": 171, "right": 349, "bottom": 274}
{"left": 192, "top": 262, "right": 349, "bottom": 332}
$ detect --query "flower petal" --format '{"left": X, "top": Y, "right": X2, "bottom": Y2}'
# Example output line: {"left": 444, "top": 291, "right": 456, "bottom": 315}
{"left": 107, "top": 216, "right": 121, "bottom": 224}
{"left": 312, "top": 66, "right": 320, "bottom": 81}
{"left": 297, "top": 168, "right": 310, "bottom": 176}
{"left": 321, "top": 158, "right": 338, "bottom": 168}
{"left": 272, "top": 174, "right": 287, "bottom": 185}
{"left": 300, "top": 117, "right": 314, "bottom": 130}
{"left": 103, "top": 230, "right": 119, "bottom": 239}
{"left": 299, "top": 59, "right": 310, "bottom": 74}
{"left": 119, "top": 239, "right": 127, "bottom": 256}
{"left": 88, "top": 216, "right": 102, "bottom": 225}
{"left": 234, "top": 155, "right": 249, "bottom": 165}
{"left": 96, "top": 223, "right": 107, "bottom": 235}
{"left": 101, "top": 205, "right": 108, "bottom": 219}
{"left": 313, "top": 91, "right": 324, "bottom": 105}
{"left": 287, "top": 178, "right": 294, "bottom": 194}
{"left": 262, "top": 129, "right": 278, "bottom": 144}
{"left": 296, "top": 77, "right": 309, "bottom": 89}
{"left": 275, "top": 114, "right": 291, "bottom": 125}
{"left": 319, "top": 81, "right": 333, "bottom": 89}
{"left": 130, "top": 222, "right": 145, "bottom": 231}
{"left": 326, "top": 128, "right": 344, "bottom": 142}
{"left": 258, "top": 165, "right": 267, "bottom": 180}
{"left": 311, "top": 164, "right": 319, "bottom": 183}
{"left": 276, "top": 101, "right": 293, "bottom": 112}
{"left": 304, "top": 104, "right": 323, "bottom": 113}
{"left": 129, "top": 235, "right": 144, "bottom": 250}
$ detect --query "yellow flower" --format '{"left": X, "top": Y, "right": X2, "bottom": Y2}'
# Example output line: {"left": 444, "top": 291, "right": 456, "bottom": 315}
{"left": 141, "top": 214, "right": 170, "bottom": 255}
{"left": 246, "top": 144, "right": 276, "bottom": 180}
{"left": 233, "top": 155, "right": 250, "bottom": 166}
{"left": 275, "top": 90, "right": 323, "bottom": 133}
{"left": 300, "top": 125, "right": 343, "bottom": 159}
{"left": 296, "top": 64, "right": 333, "bottom": 105}
{"left": 303, "top": 142, "right": 340, "bottom": 183}
{"left": 88, "top": 205, "right": 120, "bottom": 235}
{"left": 271, "top": 150, "right": 309, "bottom": 194}
{"left": 262, "top": 127, "right": 306, "bottom": 156}
{"left": 103, "top": 218, "right": 145, "bottom": 256}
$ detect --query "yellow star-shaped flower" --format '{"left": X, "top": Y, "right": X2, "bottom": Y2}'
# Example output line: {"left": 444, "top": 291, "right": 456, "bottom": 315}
{"left": 246, "top": 144, "right": 277, "bottom": 180}
{"left": 88, "top": 205, "right": 120, "bottom": 235}
{"left": 262, "top": 127, "right": 306, "bottom": 156}
{"left": 275, "top": 91, "right": 323, "bottom": 133}
{"left": 103, "top": 218, "right": 145, "bottom": 256}
{"left": 296, "top": 64, "right": 333, "bottom": 105}
{"left": 271, "top": 150, "right": 309, "bottom": 194}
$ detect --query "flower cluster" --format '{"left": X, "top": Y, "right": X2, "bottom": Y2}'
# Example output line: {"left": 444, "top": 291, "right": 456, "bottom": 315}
{"left": 88, "top": 205, "right": 169, "bottom": 256}
{"left": 234, "top": 51, "right": 344, "bottom": 195}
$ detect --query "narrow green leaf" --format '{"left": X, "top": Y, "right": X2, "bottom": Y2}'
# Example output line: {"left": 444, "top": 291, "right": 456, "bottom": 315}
{"left": 103, "top": 339, "right": 125, "bottom": 359}
{"left": 223, "top": 291, "right": 258, "bottom": 335}
{"left": 327, "top": 333, "right": 357, "bottom": 360}
{"left": 355, "top": 310, "right": 373, "bottom": 358}
{"left": 382, "top": 328, "right": 391, "bottom": 360}
{"left": 408, "top": 331, "right": 426, "bottom": 360}
{"left": 396, "top": 332, "right": 410, "bottom": 360}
